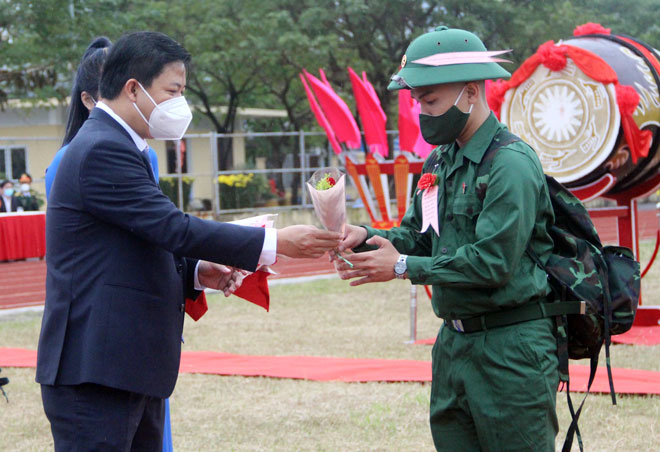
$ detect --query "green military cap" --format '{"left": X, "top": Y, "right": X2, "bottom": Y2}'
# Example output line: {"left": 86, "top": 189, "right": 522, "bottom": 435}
{"left": 388, "top": 26, "right": 512, "bottom": 91}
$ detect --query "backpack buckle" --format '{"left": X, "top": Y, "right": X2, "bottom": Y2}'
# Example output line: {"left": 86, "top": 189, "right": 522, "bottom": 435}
{"left": 451, "top": 319, "right": 465, "bottom": 332}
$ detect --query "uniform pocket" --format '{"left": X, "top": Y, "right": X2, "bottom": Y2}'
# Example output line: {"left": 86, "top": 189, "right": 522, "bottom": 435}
{"left": 451, "top": 195, "right": 483, "bottom": 242}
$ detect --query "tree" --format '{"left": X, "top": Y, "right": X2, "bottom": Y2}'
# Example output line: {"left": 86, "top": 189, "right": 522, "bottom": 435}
{"left": 2, "top": 0, "right": 657, "bottom": 161}
{"left": 0, "top": 0, "right": 134, "bottom": 106}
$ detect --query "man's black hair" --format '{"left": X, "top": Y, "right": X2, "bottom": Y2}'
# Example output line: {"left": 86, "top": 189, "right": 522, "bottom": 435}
{"left": 100, "top": 31, "right": 191, "bottom": 101}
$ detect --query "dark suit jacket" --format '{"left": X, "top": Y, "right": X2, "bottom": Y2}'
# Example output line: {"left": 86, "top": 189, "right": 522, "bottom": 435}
{"left": 0, "top": 196, "right": 19, "bottom": 212}
{"left": 36, "top": 108, "right": 265, "bottom": 398}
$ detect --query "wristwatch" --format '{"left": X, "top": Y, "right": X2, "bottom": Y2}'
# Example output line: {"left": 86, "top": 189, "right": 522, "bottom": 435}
{"left": 394, "top": 254, "right": 408, "bottom": 279}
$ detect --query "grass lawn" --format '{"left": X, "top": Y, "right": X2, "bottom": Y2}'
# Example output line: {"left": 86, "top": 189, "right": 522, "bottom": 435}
{"left": 1, "top": 241, "right": 659, "bottom": 451}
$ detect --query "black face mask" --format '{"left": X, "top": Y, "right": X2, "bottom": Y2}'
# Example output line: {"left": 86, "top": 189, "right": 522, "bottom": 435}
{"left": 419, "top": 85, "right": 472, "bottom": 145}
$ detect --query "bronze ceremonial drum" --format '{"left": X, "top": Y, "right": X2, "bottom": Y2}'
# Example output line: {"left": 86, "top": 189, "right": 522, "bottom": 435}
{"left": 501, "top": 34, "right": 660, "bottom": 192}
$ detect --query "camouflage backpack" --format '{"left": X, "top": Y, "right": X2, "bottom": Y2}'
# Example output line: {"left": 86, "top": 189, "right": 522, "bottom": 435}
{"left": 478, "top": 130, "right": 640, "bottom": 452}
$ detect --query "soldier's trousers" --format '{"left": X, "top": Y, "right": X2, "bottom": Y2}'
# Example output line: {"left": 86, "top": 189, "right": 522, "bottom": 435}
{"left": 430, "top": 317, "right": 559, "bottom": 452}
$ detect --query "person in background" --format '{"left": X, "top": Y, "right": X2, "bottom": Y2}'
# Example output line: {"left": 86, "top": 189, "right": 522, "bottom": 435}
{"left": 16, "top": 173, "right": 40, "bottom": 211}
{"left": 0, "top": 180, "right": 20, "bottom": 212}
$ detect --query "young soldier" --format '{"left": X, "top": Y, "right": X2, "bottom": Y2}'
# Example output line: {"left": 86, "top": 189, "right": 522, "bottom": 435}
{"left": 336, "top": 27, "right": 558, "bottom": 451}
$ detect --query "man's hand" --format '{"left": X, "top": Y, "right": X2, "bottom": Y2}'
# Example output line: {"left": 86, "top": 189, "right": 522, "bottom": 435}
{"left": 198, "top": 261, "right": 245, "bottom": 297}
{"left": 277, "top": 225, "right": 342, "bottom": 259}
{"left": 337, "top": 224, "right": 368, "bottom": 253}
{"left": 334, "top": 235, "right": 400, "bottom": 286}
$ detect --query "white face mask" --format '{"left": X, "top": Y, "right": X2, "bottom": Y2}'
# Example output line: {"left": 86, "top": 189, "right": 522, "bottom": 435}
{"left": 133, "top": 82, "right": 192, "bottom": 140}
{"left": 20, "top": 184, "right": 30, "bottom": 193}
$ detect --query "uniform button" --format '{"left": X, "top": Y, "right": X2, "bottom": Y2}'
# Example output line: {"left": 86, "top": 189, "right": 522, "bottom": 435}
{"left": 441, "top": 247, "right": 448, "bottom": 254}
{"left": 447, "top": 214, "right": 453, "bottom": 221}
{"left": 466, "top": 207, "right": 473, "bottom": 215}
{"left": 180, "top": 303, "right": 185, "bottom": 313}
{"left": 176, "top": 264, "right": 183, "bottom": 273}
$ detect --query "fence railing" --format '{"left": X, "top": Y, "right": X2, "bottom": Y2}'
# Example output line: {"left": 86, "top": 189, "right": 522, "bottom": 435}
{"left": 0, "top": 130, "right": 395, "bottom": 217}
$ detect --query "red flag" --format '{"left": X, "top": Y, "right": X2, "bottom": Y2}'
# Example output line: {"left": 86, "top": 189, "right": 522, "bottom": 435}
{"left": 233, "top": 270, "right": 271, "bottom": 311}
{"left": 362, "top": 71, "right": 387, "bottom": 123}
{"left": 303, "top": 69, "right": 361, "bottom": 149}
{"left": 348, "top": 67, "right": 388, "bottom": 156}
{"left": 300, "top": 73, "right": 343, "bottom": 155}
{"left": 318, "top": 68, "right": 332, "bottom": 87}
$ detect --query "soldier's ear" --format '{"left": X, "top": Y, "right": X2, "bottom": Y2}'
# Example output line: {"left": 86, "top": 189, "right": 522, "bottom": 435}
{"left": 466, "top": 82, "right": 480, "bottom": 101}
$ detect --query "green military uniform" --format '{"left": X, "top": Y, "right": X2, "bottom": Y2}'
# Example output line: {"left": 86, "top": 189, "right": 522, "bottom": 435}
{"left": 17, "top": 193, "right": 40, "bottom": 211}
{"left": 364, "top": 26, "right": 560, "bottom": 451}
{"left": 361, "top": 114, "right": 558, "bottom": 451}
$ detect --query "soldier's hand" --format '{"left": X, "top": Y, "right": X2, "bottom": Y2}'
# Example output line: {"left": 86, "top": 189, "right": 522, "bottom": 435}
{"left": 335, "top": 235, "right": 399, "bottom": 286}
{"left": 277, "top": 225, "right": 342, "bottom": 259}
{"left": 337, "top": 224, "right": 368, "bottom": 253}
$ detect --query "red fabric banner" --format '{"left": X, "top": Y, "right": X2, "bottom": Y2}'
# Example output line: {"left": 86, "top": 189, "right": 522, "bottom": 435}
{"left": 0, "top": 213, "right": 46, "bottom": 261}
{"left": 302, "top": 70, "right": 361, "bottom": 149}
{"left": 348, "top": 67, "right": 388, "bottom": 156}
{"left": 299, "top": 74, "right": 343, "bottom": 155}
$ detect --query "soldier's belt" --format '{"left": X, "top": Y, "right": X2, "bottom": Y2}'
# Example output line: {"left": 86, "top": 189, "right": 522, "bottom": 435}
{"left": 445, "top": 300, "right": 586, "bottom": 333}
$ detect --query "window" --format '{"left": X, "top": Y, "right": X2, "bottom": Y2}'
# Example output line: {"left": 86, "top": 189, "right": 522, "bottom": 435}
{"left": 0, "top": 146, "right": 27, "bottom": 180}
{"left": 166, "top": 139, "right": 188, "bottom": 174}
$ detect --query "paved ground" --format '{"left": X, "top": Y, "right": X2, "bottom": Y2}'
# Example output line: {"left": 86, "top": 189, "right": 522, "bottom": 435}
{"left": 0, "top": 206, "right": 657, "bottom": 311}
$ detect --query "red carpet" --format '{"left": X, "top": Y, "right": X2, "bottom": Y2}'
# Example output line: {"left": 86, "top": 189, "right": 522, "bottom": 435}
{"left": 416, "top": 324, "right": 660, "bottom": 347}
{"left": 611, "top": 326, "right": 660, "bottom": 346}
{"left": 2, "top": 348, "right": 659, "bottom": 396}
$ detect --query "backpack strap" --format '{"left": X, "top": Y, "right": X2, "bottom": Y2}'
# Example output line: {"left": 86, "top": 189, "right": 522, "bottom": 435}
{"left": 476, "top": 129, "right": 521, "bottom": 178}
{"left": 421, "top": 145, "right": 446, "bottom": 174}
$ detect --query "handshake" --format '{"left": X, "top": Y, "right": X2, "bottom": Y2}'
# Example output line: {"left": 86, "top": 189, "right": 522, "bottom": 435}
{"left": 199, "top": 224, "right": 345, "bottom": 296}
{"left": 202, "top": 222, "right": 400, "bottom": 296}
{"left": 201, "top": 223, "right": 400, "bottom": 295}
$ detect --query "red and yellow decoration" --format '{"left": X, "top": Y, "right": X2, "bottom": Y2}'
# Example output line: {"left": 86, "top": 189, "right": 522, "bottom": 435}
{"left": 488, "top": 23, "right": 652, "bottom": 164}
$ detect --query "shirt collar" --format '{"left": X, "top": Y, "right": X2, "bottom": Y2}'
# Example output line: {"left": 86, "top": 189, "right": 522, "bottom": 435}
{"left": 461, "top": 112, "right": 503, "bottom": 164}
{"left": 96, "top": 101, "right": 148, "bottom": 152}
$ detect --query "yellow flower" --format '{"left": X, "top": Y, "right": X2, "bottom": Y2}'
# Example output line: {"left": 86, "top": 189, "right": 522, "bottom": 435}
{"left": 218, "top": 173, "right": 255, "bottom": 188}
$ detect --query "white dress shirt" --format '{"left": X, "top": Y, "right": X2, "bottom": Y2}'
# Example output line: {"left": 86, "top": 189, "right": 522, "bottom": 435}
{"left": 93, "top": 102, "right": 277, "bottom": 289}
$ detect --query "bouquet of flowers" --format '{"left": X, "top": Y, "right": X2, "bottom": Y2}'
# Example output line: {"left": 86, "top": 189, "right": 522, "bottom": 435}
{"left": 306, "top": 167, "right": 353, "bottom": 267}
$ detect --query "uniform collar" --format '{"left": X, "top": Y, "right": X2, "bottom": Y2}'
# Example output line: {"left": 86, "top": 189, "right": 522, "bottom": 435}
{"left": 461, "top": 112, "right": 503, "bottom": 164}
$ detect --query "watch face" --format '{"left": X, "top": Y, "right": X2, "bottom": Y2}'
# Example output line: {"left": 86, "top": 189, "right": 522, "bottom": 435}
{"left": 394, "top": 260, "right": 406, "bottom": 275}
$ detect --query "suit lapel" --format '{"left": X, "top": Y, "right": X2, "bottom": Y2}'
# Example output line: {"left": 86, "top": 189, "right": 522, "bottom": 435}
{"left": 90, "top": 108, "right": 158, "bottom": 186}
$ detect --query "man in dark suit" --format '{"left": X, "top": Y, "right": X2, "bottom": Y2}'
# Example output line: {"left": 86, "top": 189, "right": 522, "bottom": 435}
{"left": 37, "top": 31, "right": 340, "bottom": 451}
{"left": 0, "top": 180, "right": 19, "bottom": 212}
